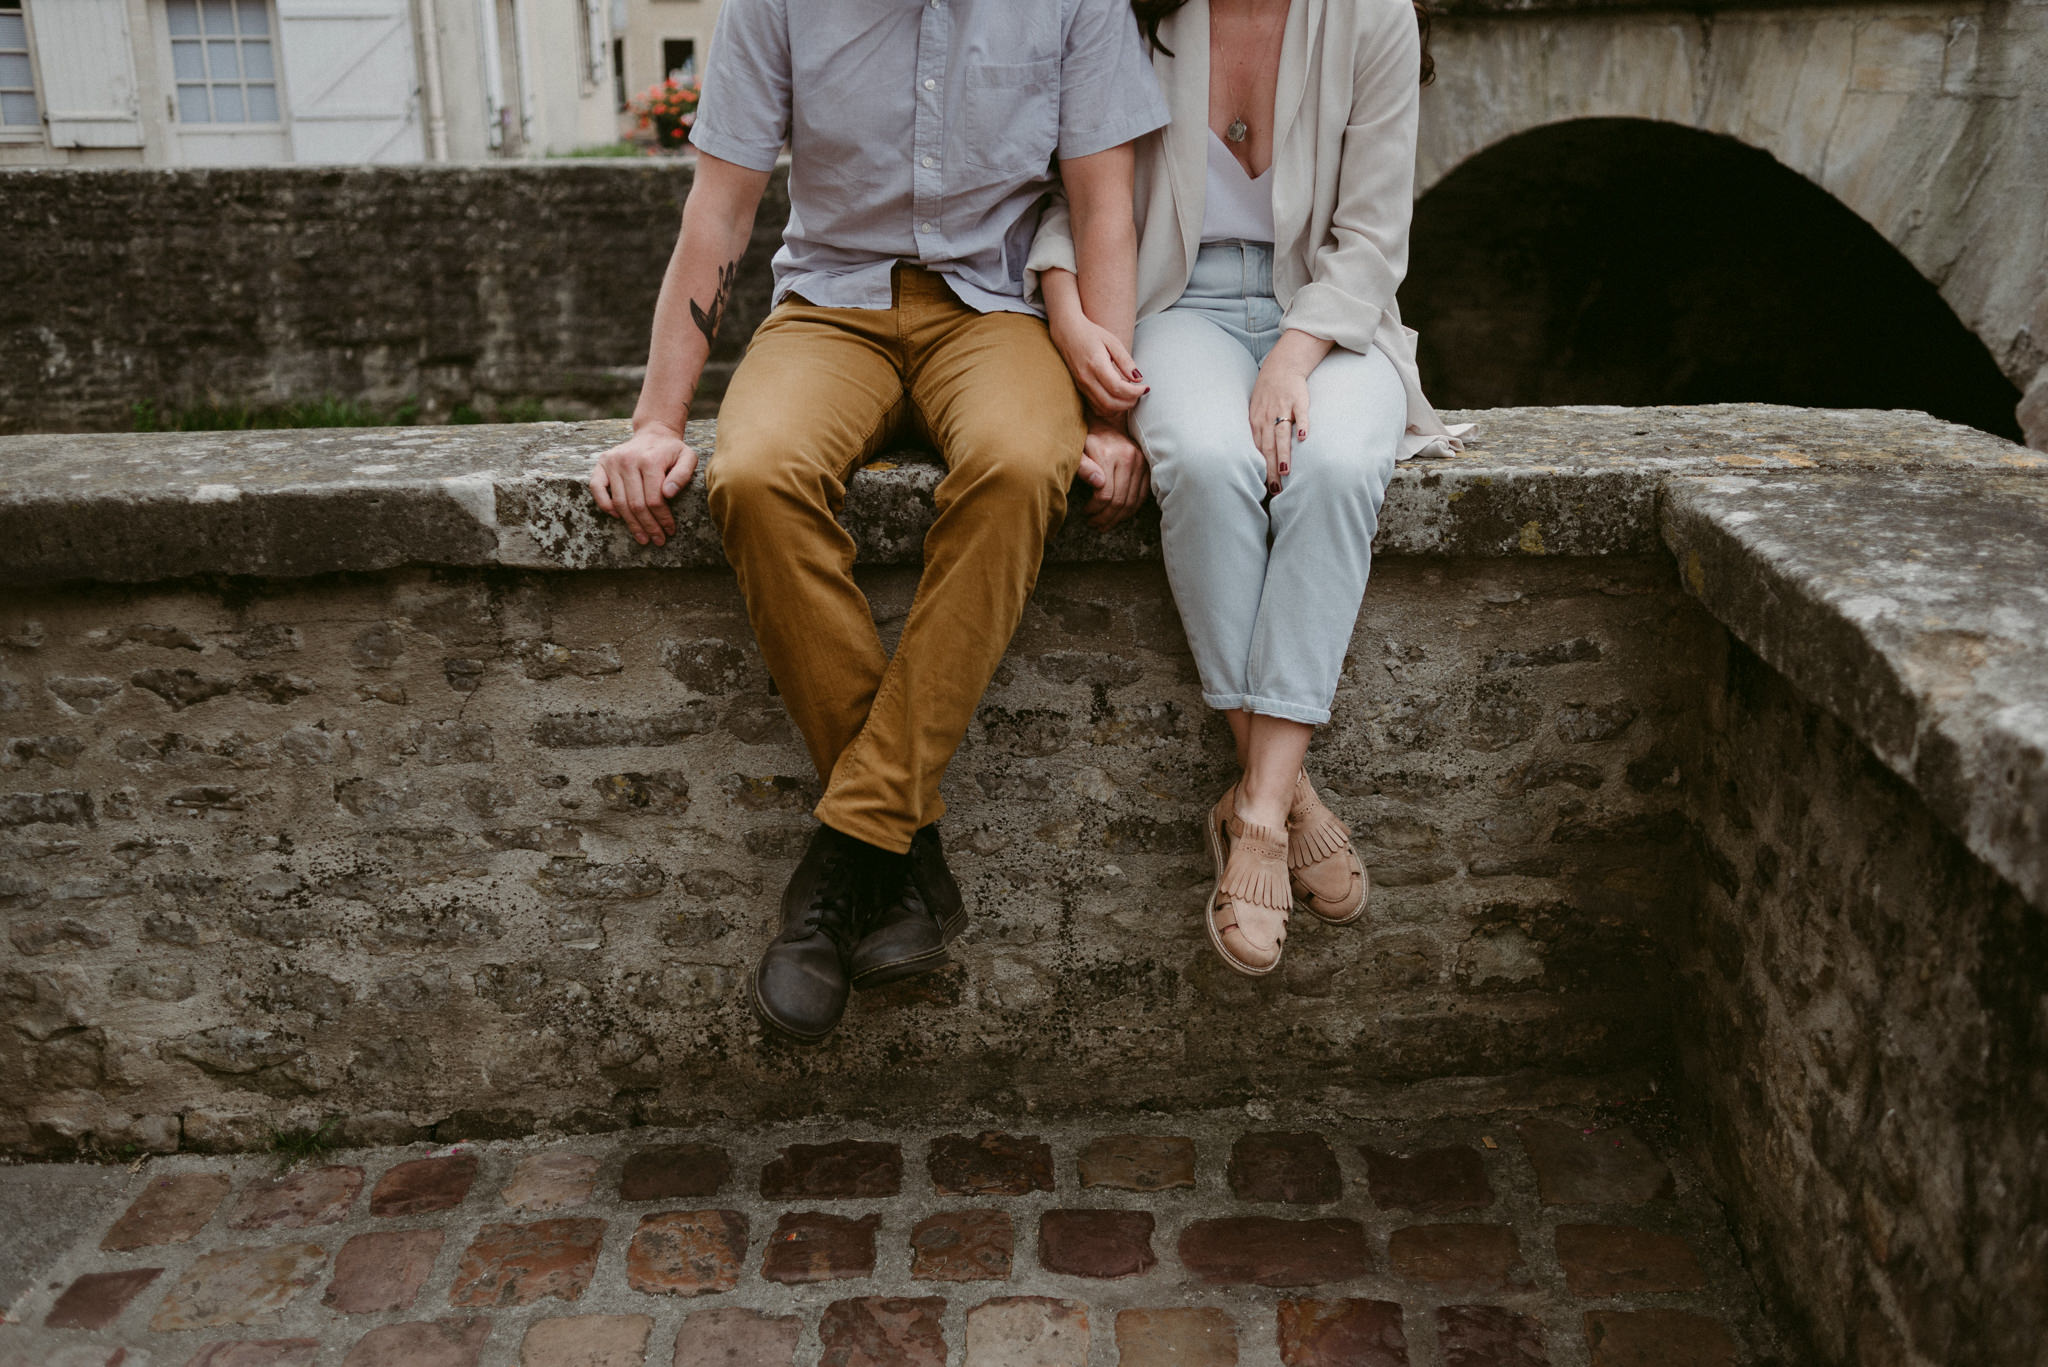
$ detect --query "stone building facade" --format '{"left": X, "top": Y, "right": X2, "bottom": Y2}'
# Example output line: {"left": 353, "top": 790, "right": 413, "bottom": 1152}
{"left": 0, "top": 0, "right": 621, "bottom": 167}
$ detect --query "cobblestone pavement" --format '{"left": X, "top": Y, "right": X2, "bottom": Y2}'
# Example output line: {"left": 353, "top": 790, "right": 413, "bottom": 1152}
{"left": 0, "top": 1108, "right": 1790, "bottom": 1367}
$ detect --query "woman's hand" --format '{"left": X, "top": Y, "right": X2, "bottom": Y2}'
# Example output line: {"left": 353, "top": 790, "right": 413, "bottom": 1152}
{"left": 1051, "top": 308, "right": 1149, "bottom": 416}
{"left": 590, "top": 421, "right": 696, "bottom": 547}
{"left": 1247, "top": 330, "right": 1335, "bottom": 492}
{"left": 1077, "top": 416, "right": 1150, "bottom": 529}
{"left": 1249, "top": 357, "right": 1311, "bottom": 492}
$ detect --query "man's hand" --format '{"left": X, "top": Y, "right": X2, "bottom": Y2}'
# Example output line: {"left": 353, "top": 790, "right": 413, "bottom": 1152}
{"left": 1077, "top": 417, "right": 1149, "bottom": 530}
{"left": 1050, "top": 304, "right": 1148, "bottom": 416}
{"left": 590, "top": 421, "right": 696, "bottom": 547}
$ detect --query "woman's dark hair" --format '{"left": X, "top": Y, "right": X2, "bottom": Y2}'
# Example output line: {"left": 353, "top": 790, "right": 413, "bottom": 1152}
{"left": 1132, "top": 0, "right": 1436, "bottom": 85}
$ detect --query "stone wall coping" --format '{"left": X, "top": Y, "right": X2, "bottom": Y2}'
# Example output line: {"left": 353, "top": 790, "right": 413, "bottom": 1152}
{"left": 2, "top": 401, "right": 2043, "bottom": 907}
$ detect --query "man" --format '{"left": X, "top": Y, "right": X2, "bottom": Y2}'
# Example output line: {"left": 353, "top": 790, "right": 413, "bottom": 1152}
{"left": 590, "top": 0, "right": 1165, "bottom": 1043}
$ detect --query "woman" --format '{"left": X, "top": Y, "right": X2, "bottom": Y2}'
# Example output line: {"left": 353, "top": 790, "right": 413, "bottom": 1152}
{"left": 1031, "top": 0, "right": 1463, "bottom": 975}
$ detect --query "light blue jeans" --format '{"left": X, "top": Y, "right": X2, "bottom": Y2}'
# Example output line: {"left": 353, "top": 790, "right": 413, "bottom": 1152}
{"left": 1130, "top": 242, "right": 1405, "bottom": 725}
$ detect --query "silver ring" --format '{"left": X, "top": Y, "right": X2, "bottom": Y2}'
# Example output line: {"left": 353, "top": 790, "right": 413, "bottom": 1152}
{"left": 1273, "top": 417, "right": 1287, "bottom": 425}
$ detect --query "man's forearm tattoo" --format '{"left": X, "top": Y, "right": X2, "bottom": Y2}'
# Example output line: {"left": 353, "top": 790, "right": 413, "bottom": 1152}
{"left": 691, "top": 257, "right": 742, "bottom": 347}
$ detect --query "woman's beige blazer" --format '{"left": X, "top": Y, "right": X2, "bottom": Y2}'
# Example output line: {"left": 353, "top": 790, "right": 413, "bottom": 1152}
{"left": 1028, "top": 0, "right": 1463, "bottom": 457}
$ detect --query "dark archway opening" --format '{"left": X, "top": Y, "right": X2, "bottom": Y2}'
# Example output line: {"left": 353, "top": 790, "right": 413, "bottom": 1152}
{"left": 1403, "top": 118, "right": 2024, "bottom": 441}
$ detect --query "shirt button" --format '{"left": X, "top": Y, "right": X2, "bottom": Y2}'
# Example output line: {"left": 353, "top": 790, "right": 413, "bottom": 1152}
{"left": 921, "top": 155, "right": 936, "bottom": 169}
{"left": 922, "top": 78, "right": 937, "bottom": 91}
{"left": 919, "top": 221, "right": 935, "bottom": 234}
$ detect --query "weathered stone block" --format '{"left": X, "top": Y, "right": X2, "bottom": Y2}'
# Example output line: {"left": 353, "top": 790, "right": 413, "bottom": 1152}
{"left": 819, "top": 1297, "right": 948, "bottom": 1367}
{"left": 929, "top": 1132, "right": 1054, "bottom": 1196}
{"left": 370, "top": 1154, "right": 478, "bottom": 1216}
{"left": 531, "top": 704, "right": 713, "bottom": 748}
{"left": 1437, "top": 1305, "right": 1550, "bottom": 1367}
{"left": 102, "top": 1171, "right": 231, "bottom": 1250}
{"left": 1037, "top": 1210, "right": 1155, "bottom": 1279}
{"left": 672, "top": 1308, "right": 802, "bottom": 1365}
{"left": 1555, "top": 1224, "right": 1707, "bottom": 1297}
{"left": 1227, "top": 1132, "right": 1344, "bottom": 1204}
{"left": 228, "top": 1165, "right": 364, "bottom": 1230}
{"left": 1178, "top": 1217, "right": 1371, "bottom": 1286}
{"left": 340, "top": 1318, "right": 490, "bottom": 1367}
{"left": 1114, "top": 1308, "right": 1238, "bottom": 1367}
{"left": 625, "top": 1209, "right": 747, "bottom": 1296}
{"left": 1517, "top": 1120, "right": 1674, "bottom": 1206}
{"left": 760, "top": 1140, "right": 901, "bottom": 1199}
{"left": 964, "top": 1296, "right": 1089, "bottom": 1367}
{"left": 149, "top": 1243, "right": 328, "bottom": 1330}
{"left": 1077, "top": 1134, "right": 1197, "bottom": 1191}
{"left": 44, "top": 1267, "right": 162, "bottom": 1330}
{"left": 323, "top": 1228, "right": 443, "bottom": 1314}
{"left": 760, "top": 1211, "right": 879, "bottom": 1283}
{"left": 449, "top": 1218, "right": 606, "bottom": 1308}
{"left": 1387, "top": 1224, "right": 1524, "bottom": 1292}
{"left": 911, "top": 1210, "right": 1014, "bottom": 1282}
{"left": 502, "top": 1152, "right": 599, "bottom": 1212}
{"left": 1582, "top": 1310, "right": 1737, "bottom": 1367}
{"left": 1276, "top": 1299, "right": 1408, "bottom": 1367}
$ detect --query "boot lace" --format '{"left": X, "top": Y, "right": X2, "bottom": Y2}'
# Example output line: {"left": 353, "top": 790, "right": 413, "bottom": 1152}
{"left": 797, "top": 844, "right": 867, "bottom": 946}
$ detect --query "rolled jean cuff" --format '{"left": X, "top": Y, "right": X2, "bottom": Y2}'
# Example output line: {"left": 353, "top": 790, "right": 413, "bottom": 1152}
{"left": 1241, "top": 693, "right": 1332, "bottom": 725}
{"left": 1201, "top": 690, "right": 1332, "bottom": 726}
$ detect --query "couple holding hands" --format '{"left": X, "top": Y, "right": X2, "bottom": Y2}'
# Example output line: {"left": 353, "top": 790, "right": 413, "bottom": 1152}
{"left": 590, "top": 0, "right": 1462, "bottom": 1043}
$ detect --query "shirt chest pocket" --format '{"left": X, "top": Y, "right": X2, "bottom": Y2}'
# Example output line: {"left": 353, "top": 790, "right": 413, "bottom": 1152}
{"left": 961, "top": 58, "right": 1059, "bottom": 175}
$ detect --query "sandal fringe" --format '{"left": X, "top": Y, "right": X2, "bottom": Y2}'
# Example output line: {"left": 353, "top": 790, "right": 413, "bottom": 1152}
{"left": 1288, "top": 807, "right": 1352, "bottom": 869}
{"left": 1219, "top": 821, "right": 1292, "bottom": 922}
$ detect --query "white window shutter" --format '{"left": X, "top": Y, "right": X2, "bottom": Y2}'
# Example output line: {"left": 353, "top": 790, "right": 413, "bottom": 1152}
{"left": 584, "top": 0, "right": 607, "bottom": 87}
{"left": 275, "top": 0, "right": 424, "bottom": 163}
{"left": 28, "top": 0, "right": 144, "bottom": 148}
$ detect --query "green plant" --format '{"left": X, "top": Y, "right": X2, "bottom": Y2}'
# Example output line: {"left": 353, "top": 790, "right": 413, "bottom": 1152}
{"left": 269, "top": 1117, "right": 341, "bottom": 1172}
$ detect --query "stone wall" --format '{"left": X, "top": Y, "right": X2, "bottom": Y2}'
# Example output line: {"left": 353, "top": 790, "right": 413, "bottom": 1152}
{"left": 0, "top": 552, "right": 1703, "bottom": 1156}
{"left": 0, "top": 165, "right": 789, "bottom": 435}
{"left": 1679, "top": 638, "right": 2048, "bottom": 1367}
{"left": 4, "top": 404, "right": 2045, "bottom": 1367}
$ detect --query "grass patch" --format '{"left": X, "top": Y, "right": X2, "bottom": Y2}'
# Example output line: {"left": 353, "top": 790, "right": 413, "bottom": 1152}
{"left": 548, "top": 142, "right": 644, "bottom": 158}
{"left": 132, "top": 396, "right": 418, "bottom": 432}
{"left": 131, "top": 395, "right": 592, "bottom": 432}
{"left": 269, "top": 1117, "right": 342, "bottom": 1172}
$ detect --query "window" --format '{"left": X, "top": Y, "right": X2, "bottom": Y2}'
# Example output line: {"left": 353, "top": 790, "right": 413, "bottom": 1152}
{"left": 167, "top": 0, "right": 279, "bottom": 124}
{"left": 662, "top": 38, "right": 695, "bottom": 83}
{"left": 611, "top": 37, "right": 625, "bottom": 112}
{"left": 0, "top": 2, "right": 36, "bottom": 128}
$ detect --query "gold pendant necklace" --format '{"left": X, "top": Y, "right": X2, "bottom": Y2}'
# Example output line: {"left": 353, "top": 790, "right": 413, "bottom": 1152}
{"left": 1219, "top": 1, "right": 1286, "bottom": 146}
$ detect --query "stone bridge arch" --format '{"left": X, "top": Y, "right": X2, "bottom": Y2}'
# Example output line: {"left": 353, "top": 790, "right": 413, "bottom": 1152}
{"left": 1415, "top": 1, "right": 2048, "bottom": 446}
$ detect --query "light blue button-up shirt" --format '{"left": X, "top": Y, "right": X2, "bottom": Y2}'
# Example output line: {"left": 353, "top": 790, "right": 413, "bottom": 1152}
{"left": 691, "top": 0, "right": 1168, "bottom": 316}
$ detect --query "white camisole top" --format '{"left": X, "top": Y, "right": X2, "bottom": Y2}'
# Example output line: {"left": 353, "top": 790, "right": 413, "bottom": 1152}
{"left": 1200, "top": 128, "right": 1276, "bottom": 245}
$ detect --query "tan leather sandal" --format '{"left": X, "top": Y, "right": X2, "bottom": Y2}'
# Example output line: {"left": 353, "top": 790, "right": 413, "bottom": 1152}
{"left": 1287, "top": 770, "right": 1368, "bottom": 925}
{"left": 1205, "top": 784, "right": 1292, "bottom": 975}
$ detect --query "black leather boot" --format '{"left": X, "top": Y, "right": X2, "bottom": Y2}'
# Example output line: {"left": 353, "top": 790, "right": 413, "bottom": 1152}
{"left": 752, "top": 824, "right": 875, "bottom": 1042}
{"left": 849, "top": 824, "right": 966, "bottom": 990}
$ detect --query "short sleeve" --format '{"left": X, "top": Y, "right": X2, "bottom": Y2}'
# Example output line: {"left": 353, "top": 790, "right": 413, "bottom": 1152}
{"left": 688, "top": 0, "right": 792, "bottom": 172}
{"left": 1056, "top": 0, "right": 1169, "bottom": 161}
